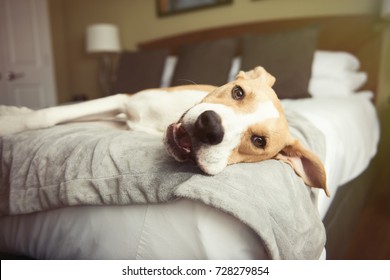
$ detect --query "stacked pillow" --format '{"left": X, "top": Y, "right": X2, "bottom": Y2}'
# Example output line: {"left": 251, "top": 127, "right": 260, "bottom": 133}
{"left": 309, "top": 51, "right": 368, "bottom": 97}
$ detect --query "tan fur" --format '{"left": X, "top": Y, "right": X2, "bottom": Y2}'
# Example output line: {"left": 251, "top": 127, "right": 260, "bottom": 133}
{"left": 228, "top": 118, "right": 290, "bottom": 164}
{"left": 164, "top": 84, "right": 217, "bottom": 92}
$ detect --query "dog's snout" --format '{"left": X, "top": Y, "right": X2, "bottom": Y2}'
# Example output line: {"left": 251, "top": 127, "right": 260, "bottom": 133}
{"left": 194, "top": 110, "right": 224, "bottom": 145}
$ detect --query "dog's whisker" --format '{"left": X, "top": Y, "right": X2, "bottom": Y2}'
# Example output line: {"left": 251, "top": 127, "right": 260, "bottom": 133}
{"left": 176, "top": 79, "right": 199, "bottom": 86}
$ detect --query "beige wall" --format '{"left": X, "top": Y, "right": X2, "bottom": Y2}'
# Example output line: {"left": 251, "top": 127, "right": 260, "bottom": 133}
{"left": 378, "top": 26, "right": 390, "bottom": 114}
{"left": 49, "top": 0, "right": 385, "bottom": 106}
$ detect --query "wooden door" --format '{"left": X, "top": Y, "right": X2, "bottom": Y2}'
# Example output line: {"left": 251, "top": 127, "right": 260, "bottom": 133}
{"left": 0, "top": 0, "right": 57, "bottom": 108}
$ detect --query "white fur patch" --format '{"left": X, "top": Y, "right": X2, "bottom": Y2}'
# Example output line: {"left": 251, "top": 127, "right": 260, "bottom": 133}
{"left": 125, "top": 89, "right": 208, "bottom": 133}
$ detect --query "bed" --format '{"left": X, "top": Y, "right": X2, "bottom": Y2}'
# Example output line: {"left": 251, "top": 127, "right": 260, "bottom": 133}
{"left": 0, "top": 15, "right": 381, "bottom": 259}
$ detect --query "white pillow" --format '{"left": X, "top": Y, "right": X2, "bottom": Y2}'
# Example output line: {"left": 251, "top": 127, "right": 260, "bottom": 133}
{"left": 227, "top": 57, "right": 242, "bottom": 82}
{"left": 309, "top": 71, "right": 367, "bottom": 97}
{"left": 160, "top": 56, "right": 178, "bottom": 88}
{"left": 312, "top": 50, "right": 360, "bottom": 78}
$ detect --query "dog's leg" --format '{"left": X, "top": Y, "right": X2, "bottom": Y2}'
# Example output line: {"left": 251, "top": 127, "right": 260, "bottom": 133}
{"left": 0, "top": 94, "right": 129, "bottom": 136}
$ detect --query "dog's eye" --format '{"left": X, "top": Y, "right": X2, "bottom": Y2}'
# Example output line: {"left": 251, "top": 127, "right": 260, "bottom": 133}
{"left": 251, "top": 135, "right": 266, "bottom": 149}
{"left": 232, "top": 86, "right": 245, "bottom": 100}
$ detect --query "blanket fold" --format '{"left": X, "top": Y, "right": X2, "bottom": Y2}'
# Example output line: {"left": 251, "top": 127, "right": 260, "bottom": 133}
{"left": 0, "top": 111, "right": 326, "bottom": 259}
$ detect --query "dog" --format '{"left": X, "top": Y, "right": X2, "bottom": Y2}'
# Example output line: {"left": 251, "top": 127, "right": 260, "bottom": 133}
{"left": 0, "top": 66, "right": 329, "bottom": 196}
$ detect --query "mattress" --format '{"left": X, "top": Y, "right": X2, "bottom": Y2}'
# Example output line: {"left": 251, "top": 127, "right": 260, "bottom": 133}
{"left": 0, "top": 92, "right": 379, "bottom": 259}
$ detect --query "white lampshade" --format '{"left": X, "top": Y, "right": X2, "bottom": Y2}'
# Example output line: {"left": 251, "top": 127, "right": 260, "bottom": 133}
{"left": 382, "top": 0, "right": 390, "bottom": 19}
{"left": 86, "top": 23, "right": 121, "bottom": 53}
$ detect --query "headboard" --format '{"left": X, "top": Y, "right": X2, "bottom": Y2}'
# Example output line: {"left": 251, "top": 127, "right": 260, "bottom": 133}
{"left": 139, "top": 15, "right": 381, "bottom": 95}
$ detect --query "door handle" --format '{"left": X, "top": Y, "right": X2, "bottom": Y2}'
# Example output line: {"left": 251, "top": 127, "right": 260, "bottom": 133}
{"left": 7, "top": 71, "right": 24, "bottom": 81}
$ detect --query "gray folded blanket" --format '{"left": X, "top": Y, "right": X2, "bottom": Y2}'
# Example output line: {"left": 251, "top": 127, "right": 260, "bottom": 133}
{"left": 0, "top": 110, "right": 326, "bottom": 259}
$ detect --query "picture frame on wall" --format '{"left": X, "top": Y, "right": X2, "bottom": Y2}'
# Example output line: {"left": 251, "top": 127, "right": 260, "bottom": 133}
{"left": 156, "top": 0, "right": 233, "bottom": 17}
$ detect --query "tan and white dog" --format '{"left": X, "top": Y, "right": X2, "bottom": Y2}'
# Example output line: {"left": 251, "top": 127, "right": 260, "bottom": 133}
{"left": 0, "top": 66, "right": 329, "bottom": 196}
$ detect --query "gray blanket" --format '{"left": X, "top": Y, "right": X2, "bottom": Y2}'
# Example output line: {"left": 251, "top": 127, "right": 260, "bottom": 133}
{"left": 0, "top": 111, "right": 326, "bottom": 259}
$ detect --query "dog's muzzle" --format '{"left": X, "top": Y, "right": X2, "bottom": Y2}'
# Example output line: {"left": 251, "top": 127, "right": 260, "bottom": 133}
{"left": 164, "top": 110, "right": 225, "bottom": 163}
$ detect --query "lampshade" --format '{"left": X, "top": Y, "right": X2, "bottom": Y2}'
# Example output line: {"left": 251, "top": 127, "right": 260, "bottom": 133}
{"left": 86, "top": 23, "right": 121, "bottom": 53}
{"left": 382, "top": 0, "right": 390, "bottom": 19}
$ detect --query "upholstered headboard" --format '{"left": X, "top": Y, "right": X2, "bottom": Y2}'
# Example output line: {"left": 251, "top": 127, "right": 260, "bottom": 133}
{"left": 138, "top": 16, "right": 381, "bottom": 95}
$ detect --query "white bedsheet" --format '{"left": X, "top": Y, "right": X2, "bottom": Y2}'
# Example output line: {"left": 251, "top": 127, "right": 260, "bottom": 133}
{"left": 282, "top": 92, "right": 379, "bottom": 218}
{"left": 0, "top": 93, "right": 379, "bottom": 259}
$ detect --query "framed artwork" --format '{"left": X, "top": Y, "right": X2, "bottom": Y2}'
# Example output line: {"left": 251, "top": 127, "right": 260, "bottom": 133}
{"left": 156, "top": 0, "right": 233, "bottom": 17}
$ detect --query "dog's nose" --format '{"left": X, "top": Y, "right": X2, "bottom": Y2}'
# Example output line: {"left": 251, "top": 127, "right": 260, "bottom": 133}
{"left": 194, "top": 110, "right": 224, "bottom": 145}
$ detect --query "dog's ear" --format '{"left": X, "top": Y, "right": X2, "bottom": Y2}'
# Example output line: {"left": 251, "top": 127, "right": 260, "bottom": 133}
{"left": 275, "top": 139, "right": 330, "bottom": 197}
{"left": 236, "top": 66, "right": 275, "bottom": 87}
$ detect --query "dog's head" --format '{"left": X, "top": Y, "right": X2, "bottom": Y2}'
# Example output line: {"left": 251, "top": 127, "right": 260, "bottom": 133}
{"left": 165, "top": 66, "right": 329, "bottom": 196}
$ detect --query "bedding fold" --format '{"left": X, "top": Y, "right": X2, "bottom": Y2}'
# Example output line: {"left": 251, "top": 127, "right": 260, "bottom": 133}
{"left": 0, "top": 111, "right": 326, "bottom": 259}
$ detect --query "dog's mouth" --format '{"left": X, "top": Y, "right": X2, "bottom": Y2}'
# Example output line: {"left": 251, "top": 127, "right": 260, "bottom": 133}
{"left": 164, "top": 122, "right": 193, "bottom": 162}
